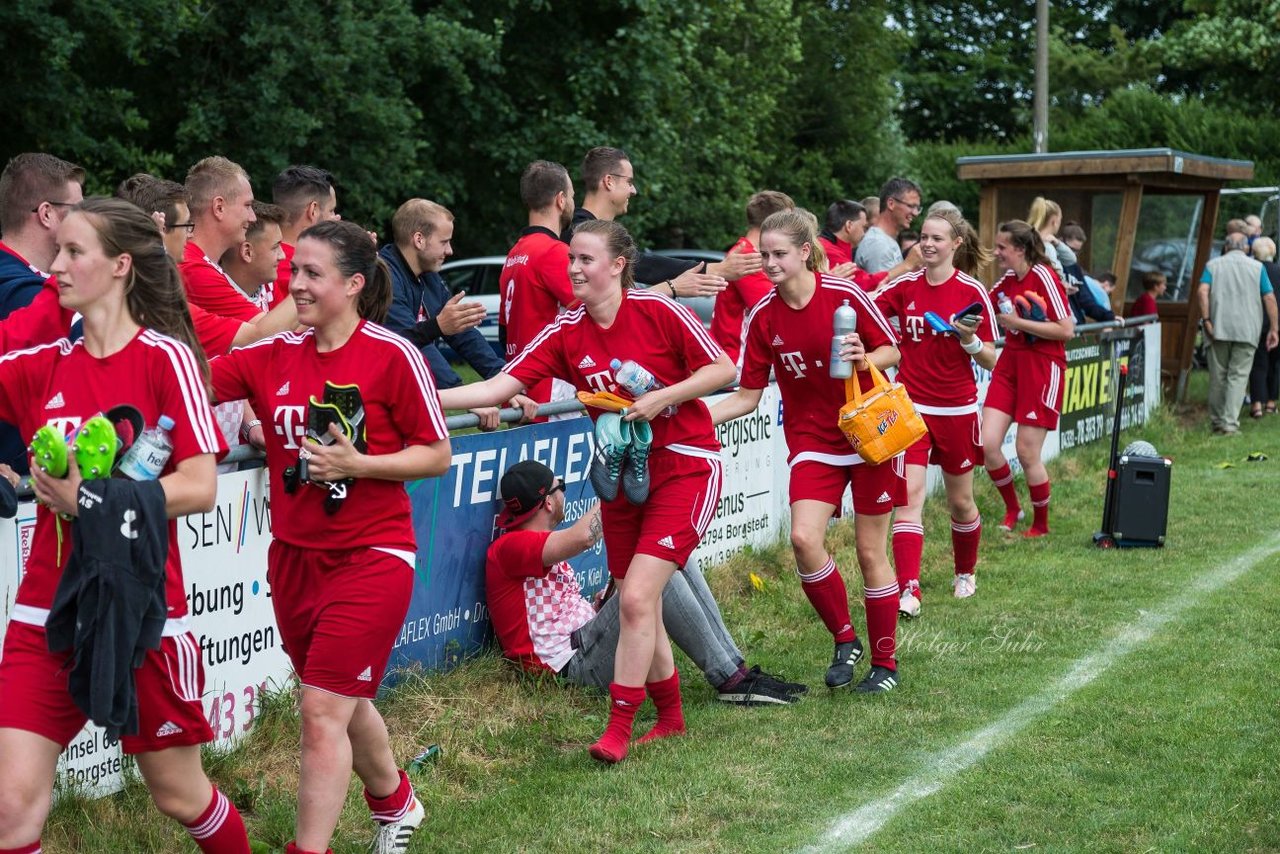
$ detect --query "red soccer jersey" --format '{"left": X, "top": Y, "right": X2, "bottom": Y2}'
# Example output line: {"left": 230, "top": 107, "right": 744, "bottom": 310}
{"left": 991, "top": 263, "right": 1070, "bottom": 364}
{"left": 505, "top": 289, "right": 723, "bottom": 455}
{"left": 819, "top": 235, "right": 853, "bottom": 268}
{"left": 485, "top": 529, "right": 597, "bottom": 674}
{"left": 210, "top": 320, "right": 448, "bottom": 552}
{"left": 0, "top": 331, "right": 225, "bottom": 616}
{"left": 0, "top": 279, "right": 75, "bottom": 352}
{"left": 267, "top": 242, "right": 295, "bottom": 311}
{"left": 190, "top": 303, "right": 240, "bottom": 358}
{"left": 874, "top": 269, "right": 998, "bottom": 409}
{"left": 710, "top": 236, "right": 774, "bottom": 365}
{"left": 179, "top": 240, "right": 262, "bottom": 323}
{"left": 499, "top": 227, "right": 576, "bottom": 407}
{"left": 1128, "top": 292, "right": 1157, "bottom": 319}
{"left": 740, "top": 273, "right": 897, "bottom": 463}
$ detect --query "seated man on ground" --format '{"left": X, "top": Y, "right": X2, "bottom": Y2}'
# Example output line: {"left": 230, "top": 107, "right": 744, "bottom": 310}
{"left": 485, "top": 461, "right": 806, "bottom": 705}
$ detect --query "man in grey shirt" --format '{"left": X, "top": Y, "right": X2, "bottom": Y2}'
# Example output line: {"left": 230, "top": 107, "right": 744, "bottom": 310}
{"left": 1198, "top": 231, "right": 1279, "bottom": 434}
{"left": 856, "top": 176, "right": 925, "bottom": 282}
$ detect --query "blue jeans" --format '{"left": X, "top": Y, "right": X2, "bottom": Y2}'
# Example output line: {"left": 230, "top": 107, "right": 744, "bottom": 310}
{"left": 560, "top": 561, "right": 743, "bottom": 690}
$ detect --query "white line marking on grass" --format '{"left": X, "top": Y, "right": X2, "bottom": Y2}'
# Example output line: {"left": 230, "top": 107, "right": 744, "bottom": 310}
{"left": 804, "top": 534, "right": 1280, "bottom": 853}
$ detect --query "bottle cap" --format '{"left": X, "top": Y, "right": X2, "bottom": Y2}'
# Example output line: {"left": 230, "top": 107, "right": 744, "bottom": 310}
{"left": 609, "top": 358, "right": 622, "bottom": 370}
{"left": 158, "top": 415, "right": 175, "bottom": 430}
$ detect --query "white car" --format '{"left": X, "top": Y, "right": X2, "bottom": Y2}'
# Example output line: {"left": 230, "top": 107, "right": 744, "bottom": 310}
{"left": 438, "top": 249, "right": 721, "bottom": 360}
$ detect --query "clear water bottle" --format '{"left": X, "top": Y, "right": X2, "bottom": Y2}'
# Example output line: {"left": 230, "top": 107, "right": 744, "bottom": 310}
{"left": 997, "top": 291, "right": 1014, "bottom": 315}
{"left": 117, "top": 415, "right": 175, "bottom": 481}
{"left": 610, "top": 359, "right": 678, "bottom": 416}
{"left": 829, "top": 299, "right": 857, "bottom": 379}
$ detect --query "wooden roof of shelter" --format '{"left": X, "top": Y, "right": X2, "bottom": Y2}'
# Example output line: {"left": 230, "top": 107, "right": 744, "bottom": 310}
{"left": 955, "top": 148, "right": 1255, "bottom": 402}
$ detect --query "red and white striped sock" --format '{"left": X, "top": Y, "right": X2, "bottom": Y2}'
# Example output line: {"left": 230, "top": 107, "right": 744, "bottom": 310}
{"left": 987, "top": 461, "right": 1022, "bottom": 521}
{"left": 184, "top": 786, "right": 249, "bottom": 854}
{"left": 797, "top": 558, "right": 856, "bottom": 643}
{"left": 950, "top": 514, "right": 981, "bottom": 575}
{"left": 864, "top": 582, "right": 900, "bottom": 670}
{"left": 365, "top": 769, "right": 415, "bottom": 825}
{"left": 891, "top": 521, "right": 924, "bottom": 597}
{"left": 1028, "top": 480, "right": 1051, "bottom": 533}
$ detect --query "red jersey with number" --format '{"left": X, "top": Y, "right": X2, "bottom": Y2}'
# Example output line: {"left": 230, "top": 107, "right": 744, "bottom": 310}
{"left": 874, "top": 269, "right": 997, "bottom": 409}
{"left": 179, "top": 240, "right": 262, "bottom": 323}
{"left": 991, "top": 263, "right": 1070, "bottom": 364}
{"left": 740, "top": 273, "right": 896, "bottom": 463}
{"left": 499, "top": 227, "right": 576, "bottom": 407}
{"left": 710, "top": 236, "right": 773, "bottom": 365}
{"left": 505, "top": 289, "right": 723, "bottom": 455}
{"left": 485, "top": 529, "right": 597, "bottom": 674}
{"left": 210, "top": 320, "right": 447, "bottom": 552}
{"left": 267, "top": 242, "right": 295, "bottom": 310}
{"left": 0, "top": 331, "right": 224, "bottom": 616}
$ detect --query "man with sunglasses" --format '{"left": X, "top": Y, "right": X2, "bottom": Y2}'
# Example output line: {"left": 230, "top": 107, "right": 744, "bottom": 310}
{"left": 486, "top": 460, "right": 805, "bottom": 706}
{"left": 855, "top": 177, "right": 925, "bottom": 282}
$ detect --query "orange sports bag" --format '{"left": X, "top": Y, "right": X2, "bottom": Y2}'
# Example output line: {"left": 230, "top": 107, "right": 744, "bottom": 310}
{"left": 836, "top": 362, "right": 927, "bottom": 464}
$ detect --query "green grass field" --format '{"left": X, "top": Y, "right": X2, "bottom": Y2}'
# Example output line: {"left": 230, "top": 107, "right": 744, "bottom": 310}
{"left": 43, "top": 374, "right": 1280, "bottom": 853}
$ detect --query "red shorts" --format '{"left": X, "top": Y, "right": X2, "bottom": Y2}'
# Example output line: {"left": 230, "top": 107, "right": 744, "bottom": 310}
{"left": 0, "top": 621, "right": 212, "bottom": 753}
{"left": 905, "top": 410, "right": 982, "bottom": 475}
{"left": 985, "top": 353, "right": 1064, "bottom": 430}
{"left": 267, "top": 543, "right": 414, "bottom": 698}
{"left": 789, "top": 455, "right": 905, "bottom": 516}
{"left": 599, "top": 449, "right": 721, "bottom": 579}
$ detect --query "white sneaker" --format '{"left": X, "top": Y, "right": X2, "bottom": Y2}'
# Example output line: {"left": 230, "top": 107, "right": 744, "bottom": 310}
{"left": 898, "top": 588, "right": 921, "bottom": 619}
{"left": 371, "top": 796, "right": 425, "bottom": 854}
{"left": 953, "top": 574, "right": 976, "bottom": 599}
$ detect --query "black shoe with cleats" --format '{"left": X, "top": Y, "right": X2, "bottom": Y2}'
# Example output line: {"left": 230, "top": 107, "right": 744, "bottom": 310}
{"left": 825, "top": 638, "right": 864, "bottom": 689}
{"left": 854, "top": 665, "right": 900, "bottom": 693}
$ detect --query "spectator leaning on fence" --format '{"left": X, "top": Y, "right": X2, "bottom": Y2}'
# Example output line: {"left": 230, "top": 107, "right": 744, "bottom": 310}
{"left": 179, "top": 156, "right": 261, "bottom": 323}
{"left": 854, "top": 176, "right": 924, "bottom": 282}
{"left": 1198, "top": 230, "right": 1279, "bottom": 435}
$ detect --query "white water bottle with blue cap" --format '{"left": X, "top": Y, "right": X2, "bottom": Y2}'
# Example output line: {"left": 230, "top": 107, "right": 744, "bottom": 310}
{"left": 610, "top": 359, "right": 678, "bottom": 416}
{"left": 118, "top": 415, "right": 175, "bottom": 481}
{"left": 829, "top": 299, "right": 857, "bottom": 379}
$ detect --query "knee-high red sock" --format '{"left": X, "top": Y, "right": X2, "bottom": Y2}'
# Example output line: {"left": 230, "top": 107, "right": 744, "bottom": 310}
{"left": 588, "top": 683, "right": 646, "bottom": 764}
{"left": 797, "top": 558, "right": 856, "bottom": 643}
{"left": 864, "top": 582, "right": 899, "bottom": 670}
{"left": 636, "top": 670, "right": 686, "bottom": 744}
{"left": 184, "top": 786, "right": 249, "bottom": 854}
{"left": 951, "top": 514, "right": 981, "bottom": 574}
{"left": 365, "top": 769, "right": 415, "bottom": 824}
{"left": 987, "top": 461, "right": 1022, "bottom": 527}
{"left": 0, "top": 842, "right": 42, "bottom": 853}
{"left": 891, "top": 521, "right": 924, "bottom": 596}
{"left": 1027, "top": 480, "right": 1051, "bottom": 534}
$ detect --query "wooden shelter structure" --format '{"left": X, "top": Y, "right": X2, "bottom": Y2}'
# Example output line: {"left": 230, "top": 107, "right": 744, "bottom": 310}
{"left": 956, "top": 148, "right": 1253, "bottom": 400}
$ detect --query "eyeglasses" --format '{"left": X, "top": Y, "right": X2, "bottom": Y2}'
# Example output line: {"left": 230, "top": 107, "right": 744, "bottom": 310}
{"left": 30, "top": 200, "right": 76, "bottom": 213}
{"left": 890, "top": 197, "right": 922, "bottom": 214}
{"left": 165, "top": 221, "right": 197, "bottom": 233}
{"left": 608, "top": 173, "right": 637, "bottom": 190}
{"left": 549, "top": 478, "right": 565, "bottom": 496}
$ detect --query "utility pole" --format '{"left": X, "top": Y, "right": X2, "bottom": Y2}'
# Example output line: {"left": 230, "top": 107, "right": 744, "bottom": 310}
{"left": 1033, "top": 0, "right": 1049, "bottom": 153}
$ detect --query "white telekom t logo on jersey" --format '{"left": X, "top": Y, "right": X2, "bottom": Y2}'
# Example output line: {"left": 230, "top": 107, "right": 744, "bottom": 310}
{"left": 778, "top": 351, "right": 807, "bottom": 379}
{"left": 274, "top": 405, "right": 307, "bottom": 449}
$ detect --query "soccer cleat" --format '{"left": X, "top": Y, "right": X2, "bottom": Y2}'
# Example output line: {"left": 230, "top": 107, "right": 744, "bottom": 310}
{"left": 1022, "top": 527, "right": 1049, "bottom": 539}
{"left": 716, "top": 669, "right": 798, "bottom": 706}
{"left": 369, "top": 796, "right": 425, "bottom": 854}
{"left": 30, "top": 425, "right": 69, "bottom": 478}
{"left": 898, "top": 586, "right": 922, "bottom": 619}
{"left": 622, "top": 418, "right": 652, "bottom": 505}
{"left": 72, "top": 415, "right": 118, "bottom": 479}
{"left": 589, "top": 413, "right": 630, "bottom": 502}
{"left": 998, "top": 509, "right": 1025, "bottom": 532}
{"left": 825, "top": 638, "right": 865, "bottom": 689}
{"left": 746, "top": 665, "right": 808, "bottom": 696}
{"left": 953, "top": 573, "right": 976, "bottom": 599}
{"left": 854, "top": 665, "right": 900, "bottom": 693}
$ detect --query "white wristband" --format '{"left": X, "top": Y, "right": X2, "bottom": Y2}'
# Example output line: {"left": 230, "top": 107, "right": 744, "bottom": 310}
{"left": 960, "top": 336, "right": 984, "bottom": 355}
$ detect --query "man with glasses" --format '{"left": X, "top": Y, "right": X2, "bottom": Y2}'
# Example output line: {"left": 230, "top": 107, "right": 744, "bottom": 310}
{"left": 562, "top": 146, "right": 759, "bottom": 295}
{"left": 0, "top": 153, "right": 84, "bottom": 319}
{"left": 486, "top": 460, "right": 805, "bottom": 706}
{"left": 856, "top": 177, "right": 925, "bottom": 282}
{"left": 116, "top": 173, "right": 195, "bottom": 261}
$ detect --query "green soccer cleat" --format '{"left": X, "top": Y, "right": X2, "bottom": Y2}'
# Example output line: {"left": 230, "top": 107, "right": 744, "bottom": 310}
{"left": 622, "top": 419, "right": 652, "bottom": 505}
{"left": 29, "top": 425, "right": 69, "bottom": 478}
{"left": 589, "top": 412, "right": 631, "bottom": 502}
{"left": 73, "top": 415, "right": 119, "bottom": 479}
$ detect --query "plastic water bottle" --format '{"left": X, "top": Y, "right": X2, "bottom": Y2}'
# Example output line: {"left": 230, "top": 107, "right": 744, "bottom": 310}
{"left": 118, "top": 415, "right": 175, "bottom": 481}
{"left": 829, "top": 299, "right": 857, "bottom": 379}
{"left": 997, "top": 292, "right": 1014, "bottom": 315}
{"left": 610, "top": 359, "right": 678, "bottom": 416}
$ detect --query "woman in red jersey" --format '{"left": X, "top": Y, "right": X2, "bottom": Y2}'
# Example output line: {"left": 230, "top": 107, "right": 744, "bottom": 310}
{"left": 0, "top": 198, "right": 247, "bottom": 854}
{"left": 211, "top": 220, "right": 451, "bottom": 854}
{"left": 874, "top": 210, "right": 998, "bottom": 617}
{"left": 440, "top": 219, "right": 735, "bottom": 764}
{"left": 982, "top": 220, "right": 1074, "bottom": 537}
{"left": 711, "top": 209, "right": 904, "bottom": 693}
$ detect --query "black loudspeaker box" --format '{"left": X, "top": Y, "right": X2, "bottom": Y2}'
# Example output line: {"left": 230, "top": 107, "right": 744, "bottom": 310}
{"left": 1104, "top": 454, "right": 1171, "bottom": 547}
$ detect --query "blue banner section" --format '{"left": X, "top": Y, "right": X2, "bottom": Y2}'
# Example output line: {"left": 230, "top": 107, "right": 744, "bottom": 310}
{"left": 388, "top": 416, "right": 608, "bottom": 673}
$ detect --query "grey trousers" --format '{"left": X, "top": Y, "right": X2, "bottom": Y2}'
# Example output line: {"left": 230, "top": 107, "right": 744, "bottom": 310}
{"left": 560, "top": 561, "right": 743, "bottom": 690}
{"left": 1207, "top": 338, "right": 1257, "bottom": 431}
